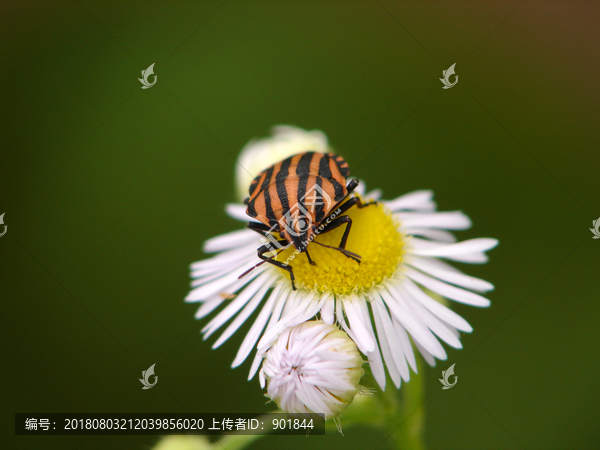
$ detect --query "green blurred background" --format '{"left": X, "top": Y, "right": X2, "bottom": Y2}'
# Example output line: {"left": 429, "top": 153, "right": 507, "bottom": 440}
{"left": 2, "top": 1, "right": 599, "bottom": 449}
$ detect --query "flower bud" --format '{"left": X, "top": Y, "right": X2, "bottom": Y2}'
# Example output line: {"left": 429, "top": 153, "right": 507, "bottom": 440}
{"left": 259, "top": 320, "right": 364, "bottom": 420}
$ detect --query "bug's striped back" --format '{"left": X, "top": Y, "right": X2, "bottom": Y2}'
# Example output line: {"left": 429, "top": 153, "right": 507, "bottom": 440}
{"left": 247, "top": 152, "right": 348, "bottom": 200}
{"left": 246, "top": 152, "right": 349, "bottom": 218}
{"left": 248, "top": 174, "right": 340, "bottom": 224}
{"left": 245, "top": 152, "right": 351, "bottom": 249}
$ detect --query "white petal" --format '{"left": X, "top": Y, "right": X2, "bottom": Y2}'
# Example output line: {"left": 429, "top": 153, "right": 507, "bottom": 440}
{"left": 355, "top": 180, "right": 366, "bottom": 196}
{"left": 401, "top": 278, "right": 473, "bottom": 332}
{"left": 366, "top": 340, "right": 386, "bottom": 391}
{"left": 295, "top": 386, "right": 330, "bottom": 417}
{"left": 405, "top": 268, "right": 491, "bottom": 307}
{"left": 265, "top": 287, "right": 292, "bottom": 330}
{"left": 379, "top": 288, "right": 446, "bottom": 359}
{"left": 258, "top": 363, "right": 266, "bottom": 387}
{"left": 186, "top": 266, "right": 260, "bottom": 302}
{"left": 249, "top": 343, "right": 270, "bottom": 381}
{"left": 213, "top": 277, "right": 275, "bottom": 349}
{"left": 203, "top": 228, "right": 257, "bottom": 253}
{"left": 384, "top": 190, "right": 435, "bottom": 212}
{"left": 342, "top": 297, "right": 376, "bottom": 353}
{"left": 226, "top": 203, "right": 250, "bottom": 222}
{"left": 414, "top": 340, "right": 436, "bottom": 367}
{"left": 284, "top": 295, "right": 326, "bottom": 329}
{"left": 409, "top": 238, "right": 491, "bottom": 264}
{"left": 385, "top": 285, "right": 449, "bottom": 359}
{"left": 392, "top": 319, "right": 417, "bottom": 373}
{"left": 202, "top": 272, "right": 272, "bottom": 338}
{"left": 280, "top": 289, "right": 303, "bottom": 318}
{"left": 371, "top": 300, "right": 410, "bottom": 382}
{"left": 408, "top": 256, "right": 494, "bottom": 292}
{"left": 356, "top": 297, "right": 384, "bottom": 355}
{"left": 397, "top": 285, "right": 462, "bottom": 349}
{"left": 233, "top": 283, "right": 285, "bottom": 367}
{"left": 191, "top": 242, "right": 257, "bottom": 274}
{"left": 257, "top": 291, "right": 320, "bottom": 351}
{"left": 451, "top": 253, "right": 489, "bottom": 263}
{"left": 371, "top": 302, "right": 401, "bottom": 388}
{"left": 403, "top": 227, "right": 457, "bottom": 243}
{"left": 408, "top": 254, "right": 463, "bottom": 274}
{"left": 336, "top": 298, "right": 362, "bottom": 352}
{"left": 194, "top": 297, "right": 224, "bottom": 319}
{"left": 320, "top": 294, "right": 335, "bottom": 325}
{"left": 447, "top": 324, "right": 461, "bottom": 338}
{"left": 364, "top": 188, "right": 382, "bottom": 201}
{"left": 191, "top": 255, "right": 255, "bottom": 287}
{"left": 398, "top": 211, "right": 471, "bottom": 230}
{"left": 411, "top": 238, "right": 499, "bottom": 257}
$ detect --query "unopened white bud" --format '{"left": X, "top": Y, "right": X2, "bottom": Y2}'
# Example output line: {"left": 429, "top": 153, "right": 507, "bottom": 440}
{"left": 259, "top": 320, "right": 364, "bottom": 420}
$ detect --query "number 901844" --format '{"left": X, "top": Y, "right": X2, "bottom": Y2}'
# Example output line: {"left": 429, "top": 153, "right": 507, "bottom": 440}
{"left": 272, "top": 418, "right": 314, "bottom": 430}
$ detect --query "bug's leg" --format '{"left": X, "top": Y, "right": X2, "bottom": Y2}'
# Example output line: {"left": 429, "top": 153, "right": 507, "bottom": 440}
{"left": 343, "top": 179, "right": 377, "bottom": 208}
{"left": 247, "top": 221, "right": 272, "bottom": 237}
{"left": 256, "top": 242, "right": 297, "bottom": 290}
{"left": 313, "top": 216, "right": 361, "bottom": 264}
{"left": 238, "top": 238, "right": 291, "bottom": 281}
{"left": 313, "top": 239, "right": 361, "bottom": 264}
{"left": 323, "top": 179, "right": 375, "bottom": 221}
{"left": 329, "top": 196, "right": 358, "bottom": 217}
{"left": 247, "top": 222, "right": 289, "bottom": 252}
{"left": 304, "top": 248, "right": 316, "bottom": 266}
{"left": 326, "top": 179, "right": 359, "bottom": 215}
{"left": 328, "top": 215, "right": 353, "bottom": 250}
{"left": 355, "top": 197, "right": 378, "bottom": 208}
{"left": 345, "top": 178, "right": 359, "bottom": 195}
{"left": 328, "top": 179, "right": 378, "bottom": 216}
{"left": 316, "top": 215, "right": 361, "bottom": 263}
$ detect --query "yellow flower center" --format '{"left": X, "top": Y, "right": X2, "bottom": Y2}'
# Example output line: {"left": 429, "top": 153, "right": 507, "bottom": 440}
{"left": 275, "top": 200, "right": 404, "bottom": 295}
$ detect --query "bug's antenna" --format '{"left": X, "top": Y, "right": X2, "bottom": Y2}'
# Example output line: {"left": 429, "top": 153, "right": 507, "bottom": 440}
{"left": 238, "top": 261, "right": 267, "bottom": 279}
{"left": 238, "top": 245, "right": 289, "bottom": 280}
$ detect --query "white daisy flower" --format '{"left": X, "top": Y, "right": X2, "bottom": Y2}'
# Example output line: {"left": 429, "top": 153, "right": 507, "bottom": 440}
{"left": 187, "top": 128, "right": 498, "bottom": 391}
{"left": 260, "top": 320, "right": 364, "bottom": 422}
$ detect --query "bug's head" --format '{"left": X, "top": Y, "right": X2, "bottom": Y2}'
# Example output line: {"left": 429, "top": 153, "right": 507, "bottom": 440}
{"left": 280, "top": 213, "right": 315, "bottom": 252}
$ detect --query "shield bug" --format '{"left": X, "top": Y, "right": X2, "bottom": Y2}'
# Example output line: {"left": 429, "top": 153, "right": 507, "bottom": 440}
{"left": 239, "top": 151, "right": 375, "bottom": 289}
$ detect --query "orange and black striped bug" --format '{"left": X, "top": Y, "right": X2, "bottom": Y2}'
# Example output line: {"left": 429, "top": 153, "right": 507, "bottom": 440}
{"left": 238, "top": 151, "right": 376, "bottom": 290}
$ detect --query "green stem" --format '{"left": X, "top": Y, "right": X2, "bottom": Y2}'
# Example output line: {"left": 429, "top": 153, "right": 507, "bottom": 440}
{"left": 326, "top": 356, "right": 426, "bottom": 449}
{"left": 385, "top": 356, "right": 426, "bottom": 450}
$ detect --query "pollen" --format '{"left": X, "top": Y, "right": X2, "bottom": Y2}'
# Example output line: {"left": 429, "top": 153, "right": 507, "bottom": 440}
{"left": 276, "top": 200, "right": 404, "bottom": 295}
